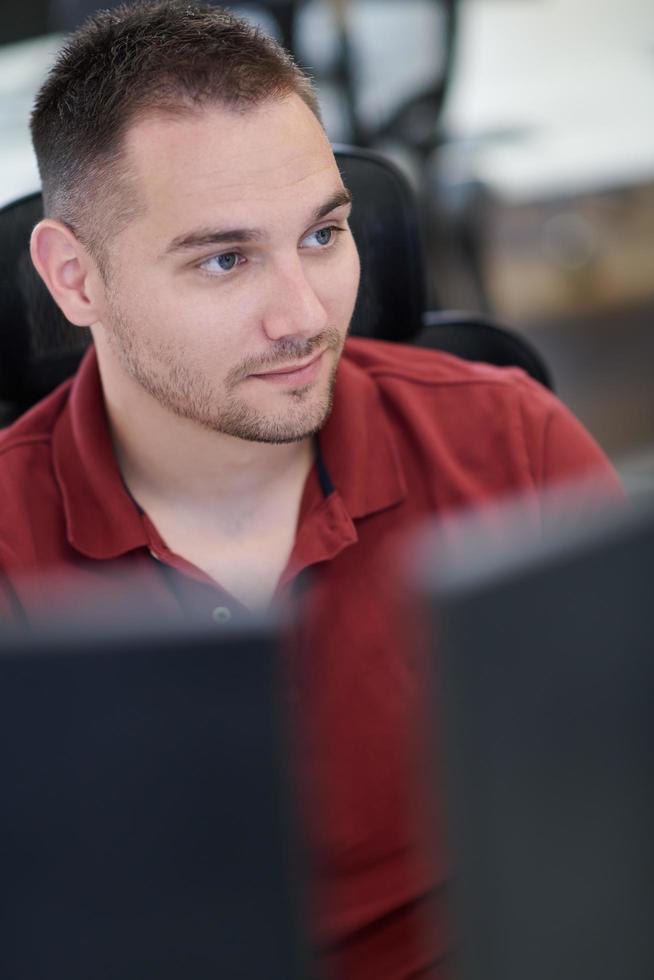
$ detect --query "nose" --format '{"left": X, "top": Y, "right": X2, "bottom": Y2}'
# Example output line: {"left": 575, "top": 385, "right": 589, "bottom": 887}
{"left": 261, "top": 257, "right": 329, "bottom": 342}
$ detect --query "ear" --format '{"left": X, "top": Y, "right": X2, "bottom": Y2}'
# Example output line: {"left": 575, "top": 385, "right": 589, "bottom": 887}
{"left": 30, "top": 219, "right": 103, "bottom": 327}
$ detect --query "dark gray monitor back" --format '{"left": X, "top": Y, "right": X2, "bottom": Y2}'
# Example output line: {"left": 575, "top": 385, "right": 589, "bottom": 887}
{"left": 0, "top": 617, "right": 308, "bottom": 980}
{"left": 421, "top": 498, "right": 654, "bottom": 980}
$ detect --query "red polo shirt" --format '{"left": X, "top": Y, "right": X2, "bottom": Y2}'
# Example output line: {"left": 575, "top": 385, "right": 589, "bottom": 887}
{"left": 0, "top": 337, "right": 621, "bottom": 978}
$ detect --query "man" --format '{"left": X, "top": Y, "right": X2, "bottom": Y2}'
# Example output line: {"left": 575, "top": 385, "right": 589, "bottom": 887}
{"left": 0, "top": 2, "right": 621, "bottom": 976}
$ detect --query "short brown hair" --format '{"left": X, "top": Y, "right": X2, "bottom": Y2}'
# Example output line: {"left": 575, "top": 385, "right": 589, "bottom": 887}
{"left": 30, "top": 0, "right": 322, "bottom": 262}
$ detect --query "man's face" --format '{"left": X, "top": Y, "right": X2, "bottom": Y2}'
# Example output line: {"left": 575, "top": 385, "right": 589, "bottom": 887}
{"left": 96, "top": 95, "right": 360, "bottom": 444}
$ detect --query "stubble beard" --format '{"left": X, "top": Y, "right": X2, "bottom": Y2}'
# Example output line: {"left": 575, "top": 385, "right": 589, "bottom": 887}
{"left": 105, "top": 303, "right": 346, "bottom": 444}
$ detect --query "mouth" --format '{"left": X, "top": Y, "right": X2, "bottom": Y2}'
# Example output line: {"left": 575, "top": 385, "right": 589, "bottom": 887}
{"left": 249, "top": 350, "right": 325, "bottom": 386}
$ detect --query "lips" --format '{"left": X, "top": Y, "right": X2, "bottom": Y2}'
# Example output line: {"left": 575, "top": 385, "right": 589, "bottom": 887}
{"left": 248, "top": 349, "right": 325, "bottom": 387}
{"left": 252, "top": 350, "right": 323, "bottom": 378}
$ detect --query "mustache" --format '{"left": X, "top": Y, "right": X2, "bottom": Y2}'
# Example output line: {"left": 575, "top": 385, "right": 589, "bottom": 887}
{"left": 227, "top": 328, "right": 343, "bottom": 384}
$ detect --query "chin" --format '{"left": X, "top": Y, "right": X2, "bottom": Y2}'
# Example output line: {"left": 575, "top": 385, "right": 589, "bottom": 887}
{"left": 236, "top": 400, "right": 333, "bottom": 445}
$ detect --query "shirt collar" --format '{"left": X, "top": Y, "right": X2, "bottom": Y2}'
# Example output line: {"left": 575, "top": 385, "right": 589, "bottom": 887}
{"left": 52, "top": 342, "right": 407, "bottom": 561}
{"left": 52, "top": 347, "right": 149, "bottom": 559}
{"left": 317, "top": 344, "right": 407, "bottom": 519}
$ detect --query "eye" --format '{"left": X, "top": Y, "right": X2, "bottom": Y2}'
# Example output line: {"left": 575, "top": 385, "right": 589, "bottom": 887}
{"left": 302, "top": 225, "right": 342, "bottom": 249}
{"left": 314, "top": 227, "right": 333, "bottom": 246}
{"left": 199, "top": 251, "right": 243, "bottom": 275}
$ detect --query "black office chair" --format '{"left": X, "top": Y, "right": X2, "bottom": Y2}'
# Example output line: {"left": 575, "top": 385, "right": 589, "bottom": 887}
{"left": 0, "top": 145, "right": 552, "bottom": 424}
{"left": 335, "top": 146, "right": 552, "bottom": 387}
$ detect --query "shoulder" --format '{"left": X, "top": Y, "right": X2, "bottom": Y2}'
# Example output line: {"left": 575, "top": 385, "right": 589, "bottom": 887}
{"left": 343, "top": 336, "right": 534, "bottom": 388}
{"left": 0, "top": 381, "right": 72, "bottom": 461}
{"left": 0, "top": 383, "right": 73, "bottom": 553}
{"left": 341, "top": 335, "right": 551, "bottom": 414}
{"left": 340, "top": 337, "right": 619, "bottom": 492}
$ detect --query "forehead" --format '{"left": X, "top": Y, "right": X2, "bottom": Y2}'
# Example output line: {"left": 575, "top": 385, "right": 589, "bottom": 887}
{"left": 121, "top": 96, "right": 342, "bottom": 235}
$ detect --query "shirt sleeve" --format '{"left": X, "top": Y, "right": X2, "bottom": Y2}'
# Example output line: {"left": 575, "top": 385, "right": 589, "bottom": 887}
{"left": 0, "top": 571, "right": 26, "bottom": 626}
{"left": 0, "top": 537, "right": 29, "bottom": 626}
{"left": 514, "top": 372, "right": 625, "bottom": 511}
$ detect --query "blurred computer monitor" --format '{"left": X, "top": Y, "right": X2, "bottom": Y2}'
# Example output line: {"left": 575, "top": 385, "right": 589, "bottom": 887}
{"left": 419, "top": 493, "right": 654, "bottom": 980}
{"left": 0, "top": 610, "right": 308, "bottom": 980}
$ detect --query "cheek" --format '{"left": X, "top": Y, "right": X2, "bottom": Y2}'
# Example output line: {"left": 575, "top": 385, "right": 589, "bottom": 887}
{"left": 118, "top": 276, "right": 237, "bottom": 359}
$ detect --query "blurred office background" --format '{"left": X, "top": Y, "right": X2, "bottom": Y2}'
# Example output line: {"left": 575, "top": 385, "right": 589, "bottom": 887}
{"left": 1, "top": 0, "right": 653, "bottom": 489}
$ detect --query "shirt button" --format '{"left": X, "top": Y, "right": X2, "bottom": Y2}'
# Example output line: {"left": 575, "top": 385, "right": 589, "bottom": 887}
{"left": 211, "top": 606, "right": 232, "bottom": 624}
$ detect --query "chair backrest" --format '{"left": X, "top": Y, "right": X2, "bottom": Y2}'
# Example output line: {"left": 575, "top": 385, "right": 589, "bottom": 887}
{"left": 0, "top": 145, "right": 551, "bottom": 421}
{"left": 418, "top": 311, "right": 554, "bottom": 391}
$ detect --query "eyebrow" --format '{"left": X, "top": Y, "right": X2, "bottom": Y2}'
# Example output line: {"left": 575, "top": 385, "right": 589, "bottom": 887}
{"left": 164, "top": 187, "right": 353, "bottom": 255}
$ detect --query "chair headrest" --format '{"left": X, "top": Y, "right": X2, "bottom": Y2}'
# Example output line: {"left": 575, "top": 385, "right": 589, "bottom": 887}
{"left": 0, "top": 193, "right": 92, "bottom": 409}
{"left": 336, "top": 145, "right": 426, "bottom": 343}
{"left": 0, "top": 147, "right": 426, "bottom": 411}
